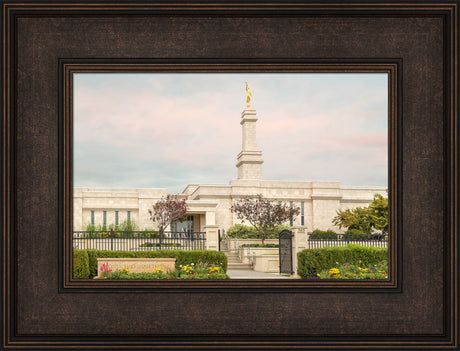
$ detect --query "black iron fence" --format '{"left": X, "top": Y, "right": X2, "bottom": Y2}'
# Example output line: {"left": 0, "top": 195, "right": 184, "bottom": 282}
{"left": 73, "top": 230, "right": 206, "bottom": 251}
{"left": 307, "top": 233, "right": 388, "bottom": 249}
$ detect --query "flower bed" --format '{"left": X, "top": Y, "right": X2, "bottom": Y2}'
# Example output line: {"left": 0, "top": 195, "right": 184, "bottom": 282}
{"left": 73, "top": 248, "right": 228, "bottom": 279}
{"left": 307, "top": 260, "right": 388, "bottom": 280}
{"left": 96, "top": 262, "right": 229, "bottom": 280}
{"left": 297, "top": 244, "right": 388, "bottom": 278}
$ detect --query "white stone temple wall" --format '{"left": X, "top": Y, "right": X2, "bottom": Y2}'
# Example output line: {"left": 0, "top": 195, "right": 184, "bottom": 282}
{"left": 73, "top": 107, "right": 386, "bottom": 233}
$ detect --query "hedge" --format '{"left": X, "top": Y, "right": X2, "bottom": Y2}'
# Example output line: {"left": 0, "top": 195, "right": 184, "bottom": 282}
{"left": 73, "top": 249, "right": 228, "bottom": 279}
{"left": 72, "top": 249, "right": 90, "bottom": 279}
{"left": 309, "top": 228, "right": 338, "bottom": 240}
{"left": 297, "top": 244, "right": 388, "bottom": 279}
{"left": 226, "top": 223, "right": 290, "bottom": 239}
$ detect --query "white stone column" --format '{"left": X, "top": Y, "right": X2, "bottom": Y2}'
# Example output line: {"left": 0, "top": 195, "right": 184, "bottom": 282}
{"left": 236, "top": 109, "right": 264, "bottom": 179}
{"left": 205, "top": 225, "right": 219, "bottom": 251}
{"left": 291, "top": 226, "right": 308, "bottom": 278}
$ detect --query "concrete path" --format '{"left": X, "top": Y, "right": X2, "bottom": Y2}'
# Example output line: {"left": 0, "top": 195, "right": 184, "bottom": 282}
{"left": 226, "top": 269, "right": 297, "bottom": 279}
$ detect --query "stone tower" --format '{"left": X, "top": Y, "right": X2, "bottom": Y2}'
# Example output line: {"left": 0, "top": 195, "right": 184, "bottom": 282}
{"left": 236, "top": 109, "right": 264, "bottom": 179}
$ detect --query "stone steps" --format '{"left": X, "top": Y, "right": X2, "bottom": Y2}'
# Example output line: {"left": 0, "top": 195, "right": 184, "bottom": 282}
{"left": 223, "top": 251, "right": 252, "bottom": 269}
{"left": 227, "top": 262, "right": 252, "bottom": 270}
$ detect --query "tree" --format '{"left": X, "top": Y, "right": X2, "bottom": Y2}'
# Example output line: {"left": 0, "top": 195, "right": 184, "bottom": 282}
{"left": 148, "top": 195, "right": 188, "bottom": 234}
{"left": 332, "top": 193, "right": 388, "bottom": 234}
{"left": 230, "top": 194, "right": 300, "bottom": 244}
{"left": 367, "top": 193, "right": 389, "bottom": 234}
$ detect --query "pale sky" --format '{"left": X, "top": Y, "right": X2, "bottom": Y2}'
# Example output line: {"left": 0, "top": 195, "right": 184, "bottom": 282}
{"left": 74, "top": 73, "right": 388, "bottom": 193}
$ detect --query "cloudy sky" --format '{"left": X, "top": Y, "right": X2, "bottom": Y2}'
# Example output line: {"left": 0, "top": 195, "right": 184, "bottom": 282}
{"left": 74, "top": 73, "right": 388, "bottom": 193}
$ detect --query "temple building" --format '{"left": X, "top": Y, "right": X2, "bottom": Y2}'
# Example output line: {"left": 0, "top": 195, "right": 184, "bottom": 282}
{"left": 73, "top": 105, "right": 386, "bottom": 233}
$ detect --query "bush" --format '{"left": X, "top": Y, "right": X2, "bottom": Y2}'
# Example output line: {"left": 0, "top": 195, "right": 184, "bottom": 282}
{"left": 173, "top": 250, "right": 228, "bottom": 272}
{"left": 119, "top": 219, "right": 137, "bottom": 232}
{"left": 74, "top": 249, "right": 228, "bottom": 278}
{"left": 297, "top": 244, "right": 388, "bottom": 279}
{"left": 226, "top": 223, "right": 290, "bottom": 239}
{"left": 343, "top": 231, "right": 372, "bottom": 241}
{"left": 241, "top": 244, "right": 278, "bottom": 248}
{"left": 85, "top": 223, "right": 96, "bottom": 232}
{"left": 309, "top": 228, "right": 338, "bottom": 240}
{"left": 346, "top": 228, "right": 365, "bottom": 234}
{"left": 226, "top": 224, "right": 258, "bottom": 238}
{"left": 72, "top": 249, "right": 90, "bottom": 279}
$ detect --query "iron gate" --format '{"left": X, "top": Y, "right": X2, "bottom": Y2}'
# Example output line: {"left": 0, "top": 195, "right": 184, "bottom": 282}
{"left": 279, "top": 229, "right": 293, "bottom": 274}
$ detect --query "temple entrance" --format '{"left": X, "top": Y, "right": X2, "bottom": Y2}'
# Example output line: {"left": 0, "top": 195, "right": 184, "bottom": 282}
{"left": 170, "top": 215, "right": 194, "bottom": 232}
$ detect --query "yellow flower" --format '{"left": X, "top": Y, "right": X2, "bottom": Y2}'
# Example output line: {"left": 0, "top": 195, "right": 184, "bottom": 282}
{"left": 329, "top": 268, "right": 340, "bottom": 275}
{"left": 119, "top": 266, "right": 130, "bottom": 274}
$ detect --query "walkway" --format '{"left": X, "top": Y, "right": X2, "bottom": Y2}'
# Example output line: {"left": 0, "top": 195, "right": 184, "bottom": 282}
{"left": 226, "top": 269, "right": 297, "bottom": 279}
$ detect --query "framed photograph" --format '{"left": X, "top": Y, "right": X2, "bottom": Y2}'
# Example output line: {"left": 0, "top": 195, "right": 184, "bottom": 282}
{"left": 2, "top": 1, "right": 458, "bottom": 350}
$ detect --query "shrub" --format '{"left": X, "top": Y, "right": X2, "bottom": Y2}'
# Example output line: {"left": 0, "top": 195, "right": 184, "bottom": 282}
{"left": 241, "top": 243, "right": 278, "bottom": 248}
{"left": 343, "top": 231, "right": 372, "bottom": 241}
{"left": 297, "top": 244, "right": 388, "bottom": 279}
{"left": 85, "top": 223, "right": 96, "bottom": 232}
{"left": 74, "top": 249, "right": 228, "bottom": 278}
{"left": 173, "top": 250, "right": 228, "bottom": 272}
{"left": 226, "top": 223, "right": 290, "bottom": 239}
{"left": 72, "top": 249, "right": 90, "bottom": 279}
{"left": 309, "top": 228, "right": 338, "bottom": 240}
{"left": 119, "top": 219, "right": 138, "bottom": 232}
{"left": 346, "top": 228, "right": 366, "bottom": 234}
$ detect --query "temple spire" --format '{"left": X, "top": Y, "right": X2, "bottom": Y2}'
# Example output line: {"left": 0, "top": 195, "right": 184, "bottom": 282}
{"left": 236, "top": 83, "right": 263, "bottom": 179}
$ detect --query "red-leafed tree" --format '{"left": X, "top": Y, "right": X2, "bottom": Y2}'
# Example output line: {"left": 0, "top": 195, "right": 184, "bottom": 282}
{"left": 148, "top": 195, "right": 188, "bottom": 234}
{"left": 230, "top": 194, "right": 300, "bottom": 244}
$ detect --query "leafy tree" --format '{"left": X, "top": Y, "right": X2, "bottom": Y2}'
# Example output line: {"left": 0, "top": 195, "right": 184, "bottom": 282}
{"left": 367, "top": 193, "right": 389, "bottom": 234}
{"left": 230, "top": 194, "right": 300, "bottom": 244}
{"left": 148, "top": 195, "right": 188, "bottom": 234}
{"left": 332, "top": 193, "right": 388, "bottom": 234}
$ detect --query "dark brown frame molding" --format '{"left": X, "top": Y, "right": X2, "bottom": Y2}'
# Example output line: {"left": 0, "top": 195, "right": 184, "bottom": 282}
{"left": 2, "top": 1, "right": 458, "bottom": 350}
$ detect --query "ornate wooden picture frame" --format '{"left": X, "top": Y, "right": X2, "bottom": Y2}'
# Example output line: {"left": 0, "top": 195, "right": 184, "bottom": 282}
{"left": 2, "top": 1, "right": 458, "bottom": 349}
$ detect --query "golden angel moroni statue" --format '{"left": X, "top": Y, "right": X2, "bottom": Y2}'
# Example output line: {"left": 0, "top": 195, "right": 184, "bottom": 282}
{"left": 245, "top": 82, "right": 252, "bottom": 108}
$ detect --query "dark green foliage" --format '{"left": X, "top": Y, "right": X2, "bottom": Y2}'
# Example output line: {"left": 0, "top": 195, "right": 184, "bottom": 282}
{"left": 309, "top": 228, "right": 338, "bottom": 239}
{"left": 118, "top": 219, "right": 138, "bottom": 232}
{"left": 333, "top": 193, "right": 388, "bottom": 234}
{"left": 297, "top": 244, "right": 388, "bottom": 279}
{"left": 226, "top": 223, "right": 290, "bottom": 239}
{"left": 343, "top": 231, "right": 371, "bottom": 241}
{"left": 345, "top": 228, "right": 366, "bottom": 235}
{"left": 72, "top": 249, "right": 90, "bottom": 279}
{"left": 73, "top": 249, "right": 228, "bottom": 278}
{"left": 173, "top": 250, "right": 228, "bottom": 272}
{"left": 241, "top": 243, "right": 278, "bottom": 248}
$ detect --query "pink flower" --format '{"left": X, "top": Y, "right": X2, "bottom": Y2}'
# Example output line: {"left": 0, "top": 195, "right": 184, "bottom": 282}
{"left": 359, "top": 260, "right": 362, "bottom": 264}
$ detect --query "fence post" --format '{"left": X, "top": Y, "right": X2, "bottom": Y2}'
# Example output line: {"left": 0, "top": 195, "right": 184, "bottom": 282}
{"left": 218, "top": 230, "right": 221, "bottom": 251}
{"left": 291, "top": 226, "right": 308, "bottom": 278}
{"left": 204, "top": 225, "right": 219, "bottom": 251}
{"left": 110, "top": 229, "right": 114, "bottom": 251}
